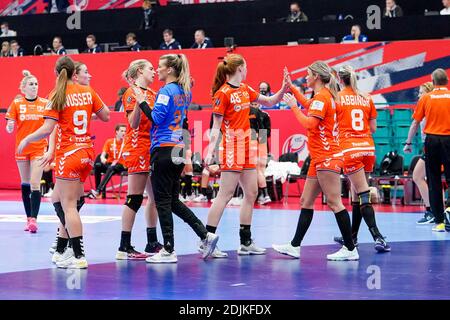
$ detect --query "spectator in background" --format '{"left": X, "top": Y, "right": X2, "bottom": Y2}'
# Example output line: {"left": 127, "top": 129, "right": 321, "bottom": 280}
{"left": 285, "top": 2, "right": 308, "bottom": 22}
{"left": 126, "top": 33, "right": 142, "bottom": 51}
{"left": 259, "top": 81, "right": 282, "bottom": 109}
{"left": 0, "top": 22, "right": 17, "bottom": 37}
{"left": 384, "top": 0, "right": 403, "bottom": 18}
{"left": 114, "top": 87, "right": 128, "bottom": 112}
{"left": 85, "top": 34, "right": 102, "bottom": 54}
{"left": 1, "top": 41, "right": 10, "bottom": 57}
{"left": 441, "top": 0, "right": 450, "bottom": 15}
{"left": 159, "top": 29, "right": 182, "bottom": 50}
{"left": 141, "top": 0, "right": 156, "bottom": 30}
{"left": 51, "top": 36, "right": 66, "bottom": 55}
{"left": 9, "top": 40, "right": 24, "bottom": 57}
{"left": 44, "top": 0, "right": 70, "bottom": 13}
{"left": 342, "top": 25, "right": 368, "bottom": 43}
{"left": 191, "top": 29, "right": 213, "bottom": 49}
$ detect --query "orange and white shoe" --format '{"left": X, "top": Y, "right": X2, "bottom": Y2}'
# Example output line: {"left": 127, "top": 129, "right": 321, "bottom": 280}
{"left": 28, "top": 218, "right": 38, "bottom": 233}
{"left": 115, "top": 246, "right": 149, "bottom": 260}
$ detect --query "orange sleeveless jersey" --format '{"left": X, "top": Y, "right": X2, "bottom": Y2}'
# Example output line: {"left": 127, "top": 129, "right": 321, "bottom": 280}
{"left": 413, "top": 86, "right": 450, "bottom": 135}
{"left": 43, "top": 83, "right": 105, "bottom": 157}
{"left": 5, "top": 96, "right": 49, "bottom": 154}
{"left": 122, "top": 87, "right": 155, "bottom": 150}
{"left": 337, "top": 87, "right": 377, "bottom": 152}
{"left": 306, "top": 87, "right": 341, "bottom": 162}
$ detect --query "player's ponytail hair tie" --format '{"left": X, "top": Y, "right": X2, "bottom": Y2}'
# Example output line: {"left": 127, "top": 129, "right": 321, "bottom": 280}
{"left": 223, "top": 60, "right": 228, "bottom": 66}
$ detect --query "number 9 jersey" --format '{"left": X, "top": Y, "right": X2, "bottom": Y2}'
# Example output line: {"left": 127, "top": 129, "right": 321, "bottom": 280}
{"left": 44, "top": 83, "right": 105, "bottom": 182}
{"left": 337, "top": 87, "right": 377, "bottom": 175}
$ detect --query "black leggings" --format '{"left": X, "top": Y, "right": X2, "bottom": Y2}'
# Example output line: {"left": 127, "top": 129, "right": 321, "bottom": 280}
{"left": 151, "top": 146, "right": 207, "bottom": 252}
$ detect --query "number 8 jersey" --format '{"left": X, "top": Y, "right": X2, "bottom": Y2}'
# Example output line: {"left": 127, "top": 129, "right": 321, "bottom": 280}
{"left": 44, "top": 83, "right": 105, "bottom": 157}
{"left": 337, "top": 87, "right": 377, "bottom": 174}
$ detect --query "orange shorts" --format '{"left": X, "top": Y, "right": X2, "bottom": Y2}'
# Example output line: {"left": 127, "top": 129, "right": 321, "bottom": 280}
{"left": 219, "top": 138, "right": 257, "bottom": 172}
{"left": 15, "top": 146, "right": 46, "bottom": 162}
{"left": 307, "top": 157, "right": 343, "bottom": 178}
{"left": 343, "top": 151, "right": 375, "bottom": 175}
{"left": 122, "top": 150, "right": 150, "bottom": 174}
{"left": 55, "top": 148, "right": 95, "bottom": 182}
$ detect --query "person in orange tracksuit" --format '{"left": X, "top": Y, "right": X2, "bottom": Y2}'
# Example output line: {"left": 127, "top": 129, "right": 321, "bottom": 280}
{"left": 332, "top": 65, "right": 390, "bottom": 252}
{"left": 204, "top": 53, "right": 289, "bottom": 257}
{"left": 18, "top": 56, "right": 110, "bottom": 269}
{"left": 273, "top": 62, "right": 358, "bottom": 261}
{"left": 410, "top": 69, "right": 450, "bottom": 233}
{"left": 115, "top": 59, "right": 162, "bottom": 260}
{"left": 5, "top": 70, "right": 49, "bottom": 233}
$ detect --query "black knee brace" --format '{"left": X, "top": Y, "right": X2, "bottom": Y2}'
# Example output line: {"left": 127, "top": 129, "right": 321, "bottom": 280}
{"left": 358, "top": 190, "right": 371, "bottom": 207}
{"left": 53, "top": 202, "right": 65, "bottom": 226}
{"left": 125, "top": 194, "right": 144, "bottom": 213}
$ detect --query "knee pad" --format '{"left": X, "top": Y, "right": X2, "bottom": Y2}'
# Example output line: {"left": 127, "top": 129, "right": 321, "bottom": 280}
{"left": 358, "top": 190, "right": 371, "bottom": 207}
{"left": 125, "top": 194, "right": 144, "bottom": 213}
{"left": 53, "top": 202, "right": 65, "bottom": 226}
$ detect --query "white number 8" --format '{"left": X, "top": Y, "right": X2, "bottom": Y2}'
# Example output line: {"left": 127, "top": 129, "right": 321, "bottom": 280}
{"left": 73, "top": 110, "right": 88, "bottom": 135}
{"left": 351, "top": 109, "right": 364, "bottom": 131}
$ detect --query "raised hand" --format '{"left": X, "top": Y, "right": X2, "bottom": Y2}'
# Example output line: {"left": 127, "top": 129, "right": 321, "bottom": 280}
{"left": 283, "top": 93, "right": 298, "bottom": 108}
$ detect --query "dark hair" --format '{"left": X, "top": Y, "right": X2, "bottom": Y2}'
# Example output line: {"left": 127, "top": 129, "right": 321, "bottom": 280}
{"left": 53, "top": 36, "right": 62, "bottom": 43}
{"left": 163, "top": 29, "right": 173, "bottom": 36}
{"left": 259, "top": 81, "right": 271, "bottom": 94}
{"left": 115, "top": 124, "right": 126, "bottom": 131}
{"left": 86, "top": 34, "right": 96, "bottom": 42}
{"left": 290, "top": 2, "right": 300, "bottom": 8}
{"left": 1, "top": 22, "right": 8, "bottom": 27}
{"left": 10, "top": 40, "right": 18, "bottom": 45}
{"left": 126, "top": 33, "right": 137, "bottom": 41}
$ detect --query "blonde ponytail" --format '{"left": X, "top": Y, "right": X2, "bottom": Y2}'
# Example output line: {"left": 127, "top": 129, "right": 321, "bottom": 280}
{"left": 160, "top": 53, "right": 191, "bottom": 94}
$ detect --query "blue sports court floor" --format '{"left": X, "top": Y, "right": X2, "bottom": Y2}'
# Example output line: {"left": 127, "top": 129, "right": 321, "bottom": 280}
{"left": 0, "top": 198, "right": 449, "bottom": 300}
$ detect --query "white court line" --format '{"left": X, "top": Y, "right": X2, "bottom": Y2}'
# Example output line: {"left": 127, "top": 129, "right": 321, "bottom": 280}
{"left": 0, "top": 215, "right": 121, "bottom": 224}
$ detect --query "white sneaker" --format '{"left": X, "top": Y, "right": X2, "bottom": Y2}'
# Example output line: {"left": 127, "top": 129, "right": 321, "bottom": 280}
{"left": 258, "top": 195, "right": 272, "bottom": 205}
{"left": 198, "top": 242, "right": 228, "bottom": 258}
{"left": 228, "top": 197, "right": 243, "bottom": 206}
{"left": 179, "top": 195, "right": 186, "bottom": 202}
{"left": 272, "top": 243, "right": 300, "bottom": 258}
{"left": 52, "top": 247, "right": 74, "bottom": 264}
{"left": 88, "top": 189, "right": 99, "bottom": 199}
{"left": 49, "top": 237, "right": 58, "bottom": 254}
{"left": 238, "top": 240, "right": 266, "bottom": 255}
{"left": 43, "top": 188, "right": 53, "bottom": 198}
{"left": 56, "top": 255, "right": 88, "bottom": 269}
{"left": 327, "top": 246, "right": 359, "bottom": 261}
{"left": 201, "top": 232, "right": 219, "bottom": 259}
{"left": 184, "top": 194, "right": 196, "bottom": 202}
{"left": 193, "top": 194, "right": 208, "bottom": 203}
{"left": 146, "top": 248, "right": 177, "bottom": 263}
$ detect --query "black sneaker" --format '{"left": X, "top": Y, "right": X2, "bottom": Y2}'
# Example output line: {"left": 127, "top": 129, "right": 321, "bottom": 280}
{"left": 417, "top": 211, "right": 435, "bottom": 224}
{"left": 333, "top": 236, "right": 359, "bottom": 247}
{"left": 145, "top": 241, "right": 163, "bottom": 256}
{"left": 374, "top": 237, "right": 391, "bottom": 252}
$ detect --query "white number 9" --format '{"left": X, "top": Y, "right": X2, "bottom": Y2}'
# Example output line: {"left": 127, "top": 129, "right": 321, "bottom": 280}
{"left": 73, "top": 110, "right": 88, "bottom": 135}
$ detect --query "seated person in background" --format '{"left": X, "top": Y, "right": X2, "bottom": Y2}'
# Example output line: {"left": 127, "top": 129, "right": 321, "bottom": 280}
{"left": 259, "top": 81, "right": 281, "bottom": 109}
{"left": 85, "top": 34, "right": 102, "bottom": 54}
{"left": 285, "top": 2, "right": 308, "bottom": 22}
{"left": 126, "top": 33, "right": 142, "bottom": 51}
{"left": 1, "top": 41, "right": 9, "bottom": 57}
{"left": 114, "top": 87, "right": 128, "bottom": 111}
{"left": 190, "top": 29, "right": 213, "bottom": 49}
{"left": 9, "top": 40, "right": 25, "bottom": 57}
{"left": 90, "top": 124, "right": 127, "bottom": 199}
{"left": 51, "top": 36, "right": 66, "bottom": 55}
{"left": 441, "top": 0, "right": 450, "bottom": 15}
{"left": 342, "top": 25, "right": 368, "bottom": 43}
{"left": 384, "top": 0, "right": 403, "bottom": 18}
{"left": 159, "top": 29, "right": 182, "bottom": 50}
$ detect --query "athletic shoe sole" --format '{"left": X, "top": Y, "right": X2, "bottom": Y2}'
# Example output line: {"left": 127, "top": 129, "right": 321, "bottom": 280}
{"left": 203, "top": 235, "right": 219, "bottom": 260}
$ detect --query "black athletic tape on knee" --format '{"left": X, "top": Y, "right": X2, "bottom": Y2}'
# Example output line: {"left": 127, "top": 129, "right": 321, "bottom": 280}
{"left": 358, "top": 190, "right": 371, "bottom": 206}
{"left": 77, "top": 196, "right": 86, "bottom": 212}
{"left": 125, "top": 194, "right": 144, "bottom": 213}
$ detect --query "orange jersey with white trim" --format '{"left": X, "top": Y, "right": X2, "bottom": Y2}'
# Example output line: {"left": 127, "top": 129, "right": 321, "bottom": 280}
{"left": 122, "top": 87, "right": 155, "bottom": 149}
{"left": 102, "top": 138, "right": 125, "bottom": 165}
{"left": 44, "top": 83, "right": 105, "bottom": 157}
{"left": 413, "top": 86, "right": 450, "bottom": 135}
{"left": 306, "top": 87, "right": 341, "bottom": 161}
{"left": 212, "top": 82, "right": 259, "bottom": 138}
{"left": 5, "top": 96, "right": 49, "bottom": 152}
{"left": 337, "top": 87, "right": 377, "bottom": 151}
